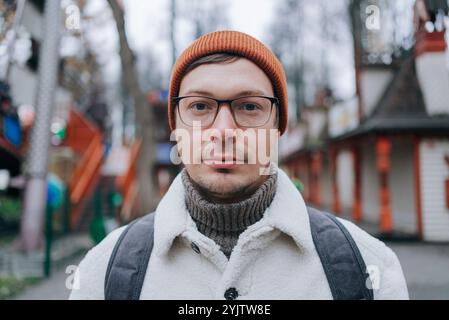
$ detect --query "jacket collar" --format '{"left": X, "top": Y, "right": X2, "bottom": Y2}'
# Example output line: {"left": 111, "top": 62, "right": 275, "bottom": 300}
{"left": 152, "top": 166, "right": 315, "bottom": 257}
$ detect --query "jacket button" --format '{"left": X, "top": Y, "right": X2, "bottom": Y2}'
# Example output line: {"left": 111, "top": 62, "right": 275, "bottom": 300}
{"left": 191, "top": 242, "right": 201, "bottom": 254}
{"left": 224, "top": 287, "right": 239, "bottom": 300}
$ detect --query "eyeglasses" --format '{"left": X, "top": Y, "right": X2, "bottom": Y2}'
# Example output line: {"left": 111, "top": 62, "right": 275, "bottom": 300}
{"left": 173, "top": 95, "right": 279, "bottom": 128}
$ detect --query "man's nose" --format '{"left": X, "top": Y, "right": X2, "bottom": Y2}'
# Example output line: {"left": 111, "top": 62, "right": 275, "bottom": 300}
{"left": 211, "top": 104, "right": 238, "bottom": 131}
{"left": 207, "top": 104, "right": 238, "bottom": 147}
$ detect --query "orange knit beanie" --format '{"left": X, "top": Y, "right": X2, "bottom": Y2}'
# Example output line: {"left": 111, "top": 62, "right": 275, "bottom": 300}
{"left": 168, "top": 30, "right": 288, "bottom": 135}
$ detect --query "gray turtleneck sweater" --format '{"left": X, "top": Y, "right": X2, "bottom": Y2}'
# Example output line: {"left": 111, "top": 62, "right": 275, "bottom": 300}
{"left": 182, "top": 170, "right": 277, "bottom": 259}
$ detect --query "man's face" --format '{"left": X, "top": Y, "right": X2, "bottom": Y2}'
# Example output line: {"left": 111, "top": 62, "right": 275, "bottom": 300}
{"left": 175, "top": 58, "right": 279, "bottom": 202}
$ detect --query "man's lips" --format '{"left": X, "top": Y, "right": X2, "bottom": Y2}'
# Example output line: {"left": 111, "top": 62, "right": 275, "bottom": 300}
{"left": 204, "top": 162, "right": 238, "bottom": 169}
{"left": 203, "top": 156, "right": 245, "bottom": 168}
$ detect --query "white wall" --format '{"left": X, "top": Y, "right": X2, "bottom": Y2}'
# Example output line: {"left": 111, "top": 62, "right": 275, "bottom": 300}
{"left": 9, "top": 65, "right": 38, "bottom": 106}
{"left": 9, "top": 65, "right": 73, "bottom": 116}
{"left": 305, "top": 110, "right": 327, "bottom": 141}
{"left": 361, "top": 139, "right": 419, "bottom": 234}
{"left": 416, "top": 52, "right": 449, "bottom": 116}
{"left": 389, "top": 139, "right": 418, "bottom": 234}
{"left": 337, "top": 150, "right": 354, "bottom": 213}
{"left": 420, "top": 139, "right": 449, "bottom": 241}
{"left": 360, "top": 69, "right": 394, "bottom": 117}
{"left": 8, "top": 1, "right": 73, "bottom": 118}
{"left": 320, "top": 154, "right": 332, "bottom": 209}
{"left": 22, "top": 2, "right": 43, "bottom": 41}
{"left": 8, "top": 1, "right": 42, "bottom": 106}
{"left": 361, "top": 142, "right": 379, "bottom": 224}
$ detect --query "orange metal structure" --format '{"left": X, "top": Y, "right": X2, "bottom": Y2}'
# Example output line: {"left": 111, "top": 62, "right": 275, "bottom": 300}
{"left": 115, "top": 139, "right": 142, "bottom": 222}
{"left": 64, "top": 109, "right": 104, "bottom": 230}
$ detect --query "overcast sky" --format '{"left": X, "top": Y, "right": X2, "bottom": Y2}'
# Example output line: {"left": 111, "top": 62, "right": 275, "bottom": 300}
{"left": 81, "top": 0, "right": 423, "bottom": 107}
{"left": 123, "top": 0, "right": 276, "bottom": 82}
{"left": 82, "top": 0, "right": 362, "bottom": 106}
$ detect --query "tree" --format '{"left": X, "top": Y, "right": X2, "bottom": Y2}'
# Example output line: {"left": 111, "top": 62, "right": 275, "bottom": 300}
{"left": 177, "top": 0, "right": 229, "bottom": 41}
{"left": 348, "top": 0, "right": 364, "bottom": 118}
{"left": 136, "top": 48, "right": 163, "bottom": 93}
{"left": 169, "top": 0, "right": 177, "bottom": 66}
{"left": 107, "top": 0, "right": 158, "bottom": 214}
{"left": 268, "top": 0, "right": 306, "bottom": 120}
{"left": 270, "top": 0, "right": 354, "bottom": 115}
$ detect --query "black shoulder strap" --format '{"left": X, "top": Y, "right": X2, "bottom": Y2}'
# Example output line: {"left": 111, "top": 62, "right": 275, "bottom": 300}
{"left": 307, "top": 206, "right": 374, "bottom": 300}
{"left": 104, "top": 208, "right": 373, "bottom": 300}
{"left": 104, "top": 212, "right": 155, "bottom": 300}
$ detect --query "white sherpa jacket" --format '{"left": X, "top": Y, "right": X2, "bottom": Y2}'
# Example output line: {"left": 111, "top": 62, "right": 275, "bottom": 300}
{"left": 69, "top": 168, "right": 409, "bottom": 300}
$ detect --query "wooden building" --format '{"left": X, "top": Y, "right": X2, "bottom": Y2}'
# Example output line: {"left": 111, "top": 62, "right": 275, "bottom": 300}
{"left": 281, "top": 0, "right": 449, "bottom": 241}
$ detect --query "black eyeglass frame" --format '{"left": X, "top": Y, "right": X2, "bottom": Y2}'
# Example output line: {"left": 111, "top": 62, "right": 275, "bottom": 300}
{"left": 172, "top": 95, "right": 279, "bottom": 128}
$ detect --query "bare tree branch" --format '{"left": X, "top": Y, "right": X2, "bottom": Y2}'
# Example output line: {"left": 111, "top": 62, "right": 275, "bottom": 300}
{"left": 107, "top": 0, "right": 157, "bottom": 214}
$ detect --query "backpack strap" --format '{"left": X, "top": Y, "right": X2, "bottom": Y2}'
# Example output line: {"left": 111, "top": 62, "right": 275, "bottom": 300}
{"left": 104, "top": 212, "right": 155, "bottom": 300}
{"left": 307, "top": 206, "right": 374, "bottom": 300}
{"left": 104, "top": 208, "right": 373, "bottom": 300}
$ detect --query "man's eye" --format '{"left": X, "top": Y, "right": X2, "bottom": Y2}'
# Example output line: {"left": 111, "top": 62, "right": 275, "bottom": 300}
{"left": 239, "top": 103, "right": 259, "bottom": 111}
{"left": 190, "top": 103, "right": 209, "bottom": 111}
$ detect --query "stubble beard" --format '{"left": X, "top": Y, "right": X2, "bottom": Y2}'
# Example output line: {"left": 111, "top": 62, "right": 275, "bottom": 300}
{"left": 189, "top": 169, "right": 264, "bottom": 203}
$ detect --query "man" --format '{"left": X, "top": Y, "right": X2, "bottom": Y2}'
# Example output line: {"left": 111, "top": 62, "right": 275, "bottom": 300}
{"left": 70, "top": 31, "right": 409, "bottom": 300}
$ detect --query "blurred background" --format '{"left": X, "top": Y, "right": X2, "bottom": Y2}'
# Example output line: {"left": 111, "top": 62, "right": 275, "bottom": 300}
{"left": 0, "top": 0, "right": 448, "bottom": 300}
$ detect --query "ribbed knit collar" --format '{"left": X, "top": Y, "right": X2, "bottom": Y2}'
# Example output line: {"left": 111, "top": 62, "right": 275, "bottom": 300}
{"left": 182, "top": 169, "right": 278, "bottom": 258}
